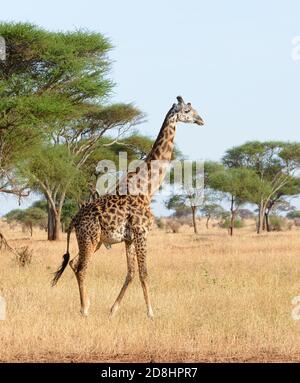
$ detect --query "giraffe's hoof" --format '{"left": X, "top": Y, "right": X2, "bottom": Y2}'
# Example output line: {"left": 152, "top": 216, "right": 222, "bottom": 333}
{"left": 80, "top": 299, "right": 90, "bottom": 317}
{"left": 147, "top": 309, "right": 154, "bottom": 320}
{"left": 109, "top": 304, "right": 119, "bottom": 319}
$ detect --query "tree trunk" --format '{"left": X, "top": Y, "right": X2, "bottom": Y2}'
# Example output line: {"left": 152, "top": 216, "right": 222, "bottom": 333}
{"left": 257, "top": 204, "right": 265, "bottom": 234}
{"left": 264, "top": 200, "right": 275, "bottom": 232}
{"left": 191, "top": 206, "right": 198, "bottom": 234}
{"left": 229, "top": 195, "right": 235, "bottom": 236}
{"left": 206, "top": 215, "right": 210, "bottom": 229}
{"left": 54, "top": 212, "right": 61, "bottom": 240}
{"left": 229, "top": 212, "right": 235, "bottom": 236}
{"left": 265, "top": 210, "right": 270, "bottom": 232}
{"left": 47, "top": 203, "right": 61, "bottom": 241}
{"left": 47, "top": 204, "right": 55, "bottom": 240}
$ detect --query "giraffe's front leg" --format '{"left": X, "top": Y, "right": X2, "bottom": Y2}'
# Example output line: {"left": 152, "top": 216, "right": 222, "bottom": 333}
{"left": 133, "top": 229, "right": 154, "bottom": 319}
{"left": 110, "top": 241, "right": 136, "bottom": 317}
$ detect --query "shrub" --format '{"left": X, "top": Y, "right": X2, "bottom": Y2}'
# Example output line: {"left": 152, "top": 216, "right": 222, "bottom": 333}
{"left": 219, "top": 218, "right": 245, "bottom": 229}
{"left": 177, "top": 216, "right": 193, "bottom": 227}
{"left": 155, "top": 217, "right": 165, "bottom": 230}
{"left": 16, "top": 247, "right": 33, "bottom": 267}
{"left": 287, "top": 210, "right": 300, "bottom": 219}
{"left": 166, "top": 219, "right": 182, "bottom": 233}
{"left": 269, "top": 216, "right": 286, "bottom": 231}
{"left": 294, "top": 218, "right": 300, "bottom": 227}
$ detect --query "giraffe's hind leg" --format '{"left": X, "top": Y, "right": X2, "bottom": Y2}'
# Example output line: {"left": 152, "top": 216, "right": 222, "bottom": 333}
{"left": 110, "top": 241, "right": 136, "bottom": 317}
{"left": 69, "top": 240, "right": 102, "bottom": 272}
{"left": 70, "top": 230, "right": 100, "bottom": 316}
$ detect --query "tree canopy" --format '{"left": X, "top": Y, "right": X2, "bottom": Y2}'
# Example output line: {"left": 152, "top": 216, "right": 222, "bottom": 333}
{"left": 222, "top": 141, "right": 300, "bottom": 233}
{"left": 0, "top": 22, "right": 147, "bottom": 240}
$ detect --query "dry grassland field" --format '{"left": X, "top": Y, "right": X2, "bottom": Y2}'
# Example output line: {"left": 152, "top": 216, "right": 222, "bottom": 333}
{"left": 1, "top": 219, "right": 300, "bottom": 362}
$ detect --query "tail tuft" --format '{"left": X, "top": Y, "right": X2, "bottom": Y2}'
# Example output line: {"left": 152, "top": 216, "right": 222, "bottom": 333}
{"left": 52, "top": 252, "right": 70, "bottom": 287}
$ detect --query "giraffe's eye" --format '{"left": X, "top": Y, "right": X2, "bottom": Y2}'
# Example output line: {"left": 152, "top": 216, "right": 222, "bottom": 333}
{"left": 184, "top": 110, "right": 190, "bottom": 113}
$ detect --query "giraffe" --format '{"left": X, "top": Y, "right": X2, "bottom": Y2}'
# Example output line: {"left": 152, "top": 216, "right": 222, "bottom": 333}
{"left": 52, "top": 96, "right": 204, "bottom": 318}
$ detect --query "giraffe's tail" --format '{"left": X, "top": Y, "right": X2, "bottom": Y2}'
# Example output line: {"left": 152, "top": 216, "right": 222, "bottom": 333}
{"left": 51, "top": 218, "right": 74, "bottom": 287}
{"left": 51, "top": 252, "right": 70, "bottom": 287}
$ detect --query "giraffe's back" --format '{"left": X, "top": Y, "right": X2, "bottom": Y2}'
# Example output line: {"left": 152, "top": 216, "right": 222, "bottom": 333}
{"left": 73, "top": 194, "right": 154, "bottom": 246}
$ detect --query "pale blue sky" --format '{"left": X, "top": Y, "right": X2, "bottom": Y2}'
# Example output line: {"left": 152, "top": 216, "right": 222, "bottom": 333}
{"left": 0, "top": 0, "right": 300, "bottom": 215}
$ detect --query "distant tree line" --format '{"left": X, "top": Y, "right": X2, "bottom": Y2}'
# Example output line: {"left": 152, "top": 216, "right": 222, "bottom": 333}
{"left": 165, "top": 141, "right": 300, "bottom": 235}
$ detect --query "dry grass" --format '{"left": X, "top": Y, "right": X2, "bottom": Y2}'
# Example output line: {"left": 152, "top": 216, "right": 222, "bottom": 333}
{"left": 1, "top": 219, "right": 300, "bottom": 362}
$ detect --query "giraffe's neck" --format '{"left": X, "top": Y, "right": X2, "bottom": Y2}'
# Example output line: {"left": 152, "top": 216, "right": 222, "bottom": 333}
{"left": 115, "top": 109, "right": 177, "bottom": 200}
{"left": 145, "top": 114, "right": 177, "bottom": 163}
{"left": 142, "top": 113, "right": 177, "bottom": 198}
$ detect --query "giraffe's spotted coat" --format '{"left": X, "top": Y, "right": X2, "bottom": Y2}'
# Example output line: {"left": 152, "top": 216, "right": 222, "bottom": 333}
{"left": 53, "top": 96, "right": 204, "bottom": 318}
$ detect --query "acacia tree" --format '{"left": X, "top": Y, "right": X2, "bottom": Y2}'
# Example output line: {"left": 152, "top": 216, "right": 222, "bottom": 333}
{"left": 263, "top": 180, "right": 300, "bottom": 231}
{"left": 5, "top": 207, "right": 47, "bottom": 237}
{"left": 0, "top": 22, "right": 80, "bottom": 245}
{"left": 164, "top": 160, "right": 204, "bottom": 234}
{"left": 199, "top": 203, "right": 224, "bottom": 229}
{"left": 206, "top": 165, "right": 260, "bottom": 235}
{"left": 165, "top": 195, "right": 191, "bottom": 217}
{"left": 21, "top": 130, "right": 153, "bottom": 240}
{"left": 0, "top": 22, "right": 110, "bottom": 240}
{"left": 0, "top": 22, "right": 111, "bottom": 183}
{"left": 20, "top": 144, "right": 83, "bottom": 240}
{"left": 24, "top": 104, "right": 143, "bottom": 240}
{"left": 223, "top": 141, "right": 300, "bottom": 233}
{"left": 0, "top": 23, "right": 145, "bottom": 240}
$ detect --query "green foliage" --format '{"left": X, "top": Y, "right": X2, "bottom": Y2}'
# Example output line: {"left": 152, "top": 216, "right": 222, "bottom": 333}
{"left": 0, "top": 24, "right": 111, "bottom": 178}
{"left": 24, "top": 207, "right": 47, "bottom": 225}
{"left": 204, "top": 161, "right": 224, "bottom": 185}
{"left": 0, "top": 22, "right": 113, "bottom": 197}
{"left": 165, "top": 194, "right": 191, "bottom": 217}
{"left": 287, "top": 210, "right": 300, "bottom": 219}
{"left": 220, "top": 217, "right": 245, "bottom": 229}
{"left": 13, "top": 197, "right": 78, "bottom": 232}
{"left": 31, "top": 200, "right": 47, "bottom": 212}
{"left": 1, "top": 23, "right": 146, "bottom": 230}
{"left": 222, "top": 141, "right": 300, "bottom": 205}
{"left": 85, "top": 134, "right": 154, "bottom": 172}
{"left": 269, "top": 216, "right": 286, "bottom": 231}
{"left": 199, "top": 203, "right": 224, "bottom": 219}
{"left": 207, "top": 165, "right": 262, "bottom": 205}
{"left": 0, "top": 22, "right": 112, "bottom": 102}
{"left": 61, "top": 199, "right": 78, "bottom": 231}
{"left": 20, "top": 143, "right": 84, "bottom": 200}
{"left": 5, "top": 209, "right": 26, "bottom": 223}
{"left": 5, "top": 206, "right": 47, "bottom": 235}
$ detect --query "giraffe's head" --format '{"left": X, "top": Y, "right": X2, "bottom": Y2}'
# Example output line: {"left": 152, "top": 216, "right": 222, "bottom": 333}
{"left": 173, "top": 96, "right": 204, "bottom": 126}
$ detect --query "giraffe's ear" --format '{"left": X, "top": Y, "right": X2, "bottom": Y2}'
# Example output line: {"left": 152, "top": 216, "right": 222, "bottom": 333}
{"left": 177, "top": 96, "right": 185, "bottom": 105}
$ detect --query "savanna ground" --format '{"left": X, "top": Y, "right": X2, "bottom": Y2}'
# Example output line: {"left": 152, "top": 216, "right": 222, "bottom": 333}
{"left": 1, "top": 219, "right": 300, "bottom": 363}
